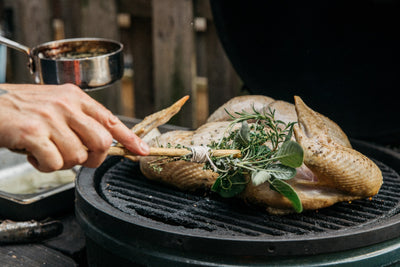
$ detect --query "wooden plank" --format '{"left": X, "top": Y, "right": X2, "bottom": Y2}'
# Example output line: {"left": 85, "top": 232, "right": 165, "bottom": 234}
{"left": 121, "top": 76, "right": 135, "bottom": 117}
{"left": 152, "top": 0, "right": 196, "bottom": 128}
{"left": 118, "top": 0, "right": 151, "bottom": 18}
{"left": 205, "top": 20, "right": 242, "bottom": 116}
{"left": 193, "top": 0, "right": 241, "bottom": 118}
{"left": 7, "top": 0, "right": 52, "bottom": 46}
{"left": 78, "top": 0, "right": 122, "bottom": 114}
{"left": 131, "top": 16, "right": 154, "bottom": 119}
{"left": 80, "top": 0, "right": 119, "bottom": 40}
{"left": 4, "top": 0, "right": 53, "bottom": 84}
{"left": 55, "top": 0, "right": 81, "bottom": 38}
{"left": 195, "top": 76, "right": 208, "bottom": 126}
{"left": 119, "top": 24, "right": 135, "bottom": 117}
{"left": 193, "top": 0, "right": 213, "bottom": 20}
{"left": 193, "top": 1, "right": 209, "bottom": 125}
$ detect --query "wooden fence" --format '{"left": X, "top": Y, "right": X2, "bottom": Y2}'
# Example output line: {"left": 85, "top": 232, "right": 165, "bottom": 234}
{"left": 0, "top": 0, "right": 242, "bottom": 128}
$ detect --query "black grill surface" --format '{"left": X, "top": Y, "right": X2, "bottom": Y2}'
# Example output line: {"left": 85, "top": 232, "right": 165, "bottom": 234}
{"left": 100, "top": 158, "right": 400, "bottom": 238}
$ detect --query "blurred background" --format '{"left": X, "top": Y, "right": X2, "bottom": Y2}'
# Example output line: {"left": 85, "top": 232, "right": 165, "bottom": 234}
{"left": 0, "top": 0, "right": 242, "bottom": 128}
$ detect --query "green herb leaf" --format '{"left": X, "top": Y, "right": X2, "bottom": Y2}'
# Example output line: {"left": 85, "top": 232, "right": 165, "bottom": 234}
{"left": 275, "top": 140, "right": 304, "bottom": 168}
{"left": 251, "top": 171, "right": 271, "bottom": 186}
{"left": 234, "top": 121, "right": 250, "bottom": 147}
{"left": 268, "top": 164, "right": 297, "bottom": 180}
{"left": 211, "top": 173, "right": 247, "bottom": 198}
{"left": 284, "top": 123, "right": 295, "bottom": 142}
{"left": 270, "top": 178, "right": 303, "bottom": 213}
{"left": 256, "top": 145, "right": 271, "bottom": 157}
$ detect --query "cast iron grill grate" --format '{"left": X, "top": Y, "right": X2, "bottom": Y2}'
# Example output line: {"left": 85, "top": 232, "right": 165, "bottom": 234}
{"left": 99, "top": 157, "right": 400, "bottom": 238}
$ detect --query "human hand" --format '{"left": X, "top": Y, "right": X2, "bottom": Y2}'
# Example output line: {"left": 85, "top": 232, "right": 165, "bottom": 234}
{"left": 0, "top": 83, "right": 149, "bottom": 172}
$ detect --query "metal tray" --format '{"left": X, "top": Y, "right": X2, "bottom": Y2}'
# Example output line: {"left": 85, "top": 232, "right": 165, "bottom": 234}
{"left": 0, "top": 148, "right": 76, "bottom": 220}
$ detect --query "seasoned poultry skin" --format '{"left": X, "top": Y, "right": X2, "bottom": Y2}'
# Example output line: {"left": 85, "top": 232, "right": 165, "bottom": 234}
{"left": 140, "top": 96, "right": 383, "bottom": 214}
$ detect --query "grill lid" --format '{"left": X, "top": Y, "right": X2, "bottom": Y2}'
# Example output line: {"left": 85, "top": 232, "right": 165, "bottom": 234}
{"left": 76, "top": 140, "right": 400, "bottom": 257}
{"left": 209, "top": 1, "right": 400, "bottom": 144}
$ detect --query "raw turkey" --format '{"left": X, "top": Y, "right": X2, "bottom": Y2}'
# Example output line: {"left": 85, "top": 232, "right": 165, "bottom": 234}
{"left": 139, "top": 95, "right": 383, "bottom": 214}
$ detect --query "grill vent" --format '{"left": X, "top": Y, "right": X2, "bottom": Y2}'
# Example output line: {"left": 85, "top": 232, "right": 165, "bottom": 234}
{"left": 99, "top": 158, "right": 400, "bottom": 238}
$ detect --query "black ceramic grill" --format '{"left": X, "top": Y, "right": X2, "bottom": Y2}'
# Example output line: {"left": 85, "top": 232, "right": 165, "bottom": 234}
{"left": 76, "top": 139, "right": 400, "bottom": 266}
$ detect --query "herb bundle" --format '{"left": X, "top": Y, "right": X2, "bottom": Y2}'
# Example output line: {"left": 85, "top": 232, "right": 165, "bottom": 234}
{"left": 152, "top": 106, "right": 304, "bottom": 212}
{"left": 206, "top": 107, "right": 304, "bottom": 212}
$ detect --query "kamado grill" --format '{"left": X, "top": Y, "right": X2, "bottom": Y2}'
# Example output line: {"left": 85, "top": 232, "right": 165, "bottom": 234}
{"left": 76, "top": 1, "right": 400, "bottom": 266}
{"left": 75, "top": 133, "right": 400, "bottom": 266}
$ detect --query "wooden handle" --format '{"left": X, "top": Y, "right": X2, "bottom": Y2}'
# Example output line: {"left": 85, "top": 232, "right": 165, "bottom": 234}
{"left": 12, "top": 147, "right": 241, "bottom": 160}
{"left": 108, "top": 146, "right": 241, "bottom": 158}
{"left": 210, "top": 149, "right": 242, "bottom": 158}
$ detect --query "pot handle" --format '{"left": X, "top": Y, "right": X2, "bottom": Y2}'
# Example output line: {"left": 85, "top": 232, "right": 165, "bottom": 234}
{"left": 0, "top": 35, "right": 36, "bottom": 74}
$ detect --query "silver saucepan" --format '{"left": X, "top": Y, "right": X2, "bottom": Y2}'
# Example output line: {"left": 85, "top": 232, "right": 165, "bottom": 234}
{"left": 0, "top": 36, "right": 124, "bottom": 90}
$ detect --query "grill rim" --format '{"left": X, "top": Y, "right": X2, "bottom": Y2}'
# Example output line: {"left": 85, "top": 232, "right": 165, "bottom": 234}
{"left": 75, "top": 139, "right": 400, "bottom": 257}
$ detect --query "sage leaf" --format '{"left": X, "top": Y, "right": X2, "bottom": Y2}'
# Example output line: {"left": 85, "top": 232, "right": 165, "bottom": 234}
{"left": 275, "top": 140, "right": 304, "bottom": 168}
{"left": 251, "top": 171, "right": 271, "bottom": 186}
{"left": 211, "top": 173, "right": 247, "bottom": 198}
{"left": 270, "top": 178, "right": 303, "bottom": 213}
{"left": 234, "top": 121, "right": 250, "bottom": 147}
{"left": 268, "top": 164, "right": 297, "bottom": 180}
{"left": 284, "top": 123, "right": 295, "bottom": 142}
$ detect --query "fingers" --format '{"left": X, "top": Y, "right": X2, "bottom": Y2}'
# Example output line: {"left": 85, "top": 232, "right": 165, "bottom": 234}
{"left": 24, "top": 138, "right": 64, "bottom": 173}
{"left": 50, "top": 85, "right": 116, "bottom": 167}
{"left": 49, "top": 124, "right": 89, "bottom": 169}
{"left": 6, "top": 116, "right": 67, "bottom": 172}
{"left": 102, "top": 113, "right": 150, "bottom": 155}
{"left": 81, "top": 100, "right": 150, "bottom": 155}
{"left": 68, "top": 114, "right": 114, "bottom": 168}
{"left": 65, "top": 84, "right": 149, "bottom": 155}
{"left": 21, "top": 125, "right": 89, "bottom": 171}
